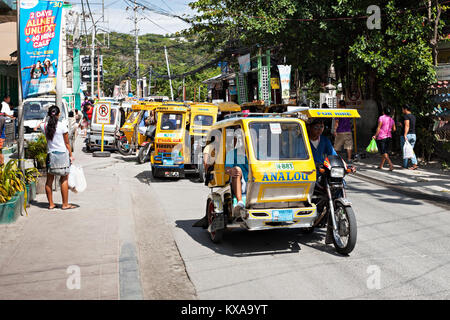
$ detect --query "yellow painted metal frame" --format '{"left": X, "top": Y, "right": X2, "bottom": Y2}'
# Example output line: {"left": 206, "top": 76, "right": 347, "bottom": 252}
{"left": 209, "top": 116, "right": 316, "bottom": 191}
{"left": 300, "top": 108, "right": 361, "bottom": 118}
{"left": 151, "top": 105, "right": 188, "bottom": 165}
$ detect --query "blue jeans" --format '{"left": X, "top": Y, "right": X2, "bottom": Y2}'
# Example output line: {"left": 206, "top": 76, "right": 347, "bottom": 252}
{"left": 400, "top": 134, "right": 417, "bottom": 168}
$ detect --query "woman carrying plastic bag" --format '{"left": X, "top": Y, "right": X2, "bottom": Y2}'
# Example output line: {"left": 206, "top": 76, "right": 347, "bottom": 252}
{"left": 366, "top": 138, "right": 378, "bottom": 154}
{"left": 68, "top": 165, "right": 87, "bottom": 193}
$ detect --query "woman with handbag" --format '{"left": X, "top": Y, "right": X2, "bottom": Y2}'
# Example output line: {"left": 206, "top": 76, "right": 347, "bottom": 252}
{"left": 36, "top": 105, "right": 76, "bottom": 210}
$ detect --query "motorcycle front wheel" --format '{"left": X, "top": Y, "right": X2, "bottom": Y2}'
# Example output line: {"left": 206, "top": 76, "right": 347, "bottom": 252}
{"left": 117, "top": 138, "right": 133, "bottom": 156}
{"left": 137, "top": 144, "right": 151, "bottom": 164}
{"left": 332, "top": 202, "right": 357, "bottom": 255}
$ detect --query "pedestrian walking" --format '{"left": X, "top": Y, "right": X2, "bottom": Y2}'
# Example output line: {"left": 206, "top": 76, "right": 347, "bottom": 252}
{"left": 333, "top": 100, "right": 354, "bottom": 163}
{"left": 373, "top": 107, "right": 396, "bottom": 171}
{"left": 399, "top": 105, "right": 418, "bottom": 170}
{"left": 36, "top": 105, "right": 76, "bottom": 210}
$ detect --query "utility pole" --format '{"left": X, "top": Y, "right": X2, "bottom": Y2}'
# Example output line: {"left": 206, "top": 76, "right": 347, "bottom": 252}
{"left": 91, "top": 26, "right": 95, "bottom": 97}
{"left": 16, "top": 1, "right": 24, "bottom": 171}
{"left": 134, "top": 0, "right": 140, "bottom": 98}
{"left": 148, "top": 67, "right": 152, "bottom": 96}
{"left": 164, "top": 46, "right": 174, "bottom": 100}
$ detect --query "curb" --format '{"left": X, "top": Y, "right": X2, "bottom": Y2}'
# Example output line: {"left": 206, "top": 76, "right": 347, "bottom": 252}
{"left": 353, "top": 171, "right": 450, "bottom": 209}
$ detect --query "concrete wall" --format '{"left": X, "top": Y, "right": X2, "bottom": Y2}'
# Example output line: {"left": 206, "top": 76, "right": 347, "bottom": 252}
{"left": 354, "top": 99, "right": 379, "bottom": 152}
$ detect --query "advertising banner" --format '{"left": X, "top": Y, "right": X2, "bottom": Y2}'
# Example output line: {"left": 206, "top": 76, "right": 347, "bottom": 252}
{"left": 277, "top": 65, "right": 291, "bottom": 103}
{"left": 238, "top": 54, "right": 251, "bottom": 73}
{"left": 19, "top": 0, "right": 64, "bottom": 99}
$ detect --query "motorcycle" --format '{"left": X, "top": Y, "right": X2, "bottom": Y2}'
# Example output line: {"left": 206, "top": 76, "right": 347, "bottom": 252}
{"left": 116, "top": 130, "right": 133, "bottom": 155}
{"left": 311, "top": 155, "right": 357, "bottom": 255}
{"left": 137, "top": 126, "right": 155, "bottom": 164}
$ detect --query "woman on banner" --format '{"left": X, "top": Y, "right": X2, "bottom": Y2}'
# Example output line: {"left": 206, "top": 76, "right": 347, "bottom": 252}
{"left": 43, "top": 59, "right": 57, "bottom": 78}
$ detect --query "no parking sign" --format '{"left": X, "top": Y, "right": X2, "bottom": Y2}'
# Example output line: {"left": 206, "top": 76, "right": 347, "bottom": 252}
{"left": 96, "top": 102, "right": 111, "bottom": 124}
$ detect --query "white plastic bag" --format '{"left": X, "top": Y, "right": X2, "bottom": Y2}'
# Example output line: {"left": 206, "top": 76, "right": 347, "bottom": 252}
{"left": 403, "top": 140, "right": 415, "bottom": 159}
{"left": 68, "top": 165, "right": 87, "bottom": 193}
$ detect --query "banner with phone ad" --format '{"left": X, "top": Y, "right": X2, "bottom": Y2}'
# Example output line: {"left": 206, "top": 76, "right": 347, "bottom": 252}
{"left": 277, "top": 65, "right": 291, "bottom": 103}
{"left": 19, "top": 0, "right": 63, "bottom": 99}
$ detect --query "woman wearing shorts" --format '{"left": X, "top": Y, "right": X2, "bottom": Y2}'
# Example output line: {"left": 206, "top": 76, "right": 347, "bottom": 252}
{"left": 373, "top": 107, "right": 396, "bottom": 171}
{"left": 36, "top": 106, "right": 76, "bottom": 210}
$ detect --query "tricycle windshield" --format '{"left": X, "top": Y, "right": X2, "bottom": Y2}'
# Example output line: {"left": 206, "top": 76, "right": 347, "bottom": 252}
{"left": 160, "top": 113, "right": 183, "bottom": 131}
{"left": 126, "top": 111, "right": 140, "bottom": 124}
{"left": 249, "top": 121, "right": 309, "bottom": 160}
{"left": 193, "top": 114, "right": 213, "bottom": 126}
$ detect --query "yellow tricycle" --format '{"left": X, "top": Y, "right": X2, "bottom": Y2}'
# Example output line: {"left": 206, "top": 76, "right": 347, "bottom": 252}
{"left": 117, "top": 102, "right": 160, "bottom": 164}
{"left": 201, "top": 109, "right": 359, "bottom": 255}
{"left": 150, "top": 103, "right": 189, "bottom": 178}
{"left": 184, "top": 102, "right": 218, "bottom": 181}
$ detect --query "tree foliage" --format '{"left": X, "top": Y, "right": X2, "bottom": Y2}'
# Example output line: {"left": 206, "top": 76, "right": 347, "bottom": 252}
{"left": 98, "top": 32, "right": 220, "bottom": 100}
{"left": 187, "top": 0, "right": 446, "bottom": 110}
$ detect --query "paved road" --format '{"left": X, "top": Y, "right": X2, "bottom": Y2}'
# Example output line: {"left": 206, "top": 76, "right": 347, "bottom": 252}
{"left": 146, "top": 172, "right": 450, "bottom": 299}
{"left": 1, "top": 135, "right": 448, "bottom": 300}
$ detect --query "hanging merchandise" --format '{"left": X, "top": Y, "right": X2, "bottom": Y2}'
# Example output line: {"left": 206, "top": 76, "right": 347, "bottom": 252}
{"left": 19, "top": 0, "right": 64, "bottom": 99}
{"left": 277, "top": 65, "right": 291, "bottom": 103}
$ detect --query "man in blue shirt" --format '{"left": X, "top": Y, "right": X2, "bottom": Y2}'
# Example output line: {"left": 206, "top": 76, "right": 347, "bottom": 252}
{"left": 307, "top": 118, "right": 337, "bottom": 166}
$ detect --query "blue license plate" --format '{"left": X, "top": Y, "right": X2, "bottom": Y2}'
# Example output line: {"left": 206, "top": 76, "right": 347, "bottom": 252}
{"left": 163, "top": 159, "right": 174, "bottom": 165}
{"left": 272, "top": 209, "right": 293, "bottom": 222}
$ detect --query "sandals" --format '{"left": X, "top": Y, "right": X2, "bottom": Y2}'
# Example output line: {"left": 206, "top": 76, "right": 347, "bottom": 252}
{"left": 408, "top": 165, "right": 418, "bottom": 170}
{"left": 61, "top": 204, "right": 77, "bottom": 210}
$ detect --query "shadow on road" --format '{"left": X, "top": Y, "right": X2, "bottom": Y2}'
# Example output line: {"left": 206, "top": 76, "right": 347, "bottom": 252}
{"left": 175, "top": 219, "right": 344, "bottom": 257}
{"left": 134, "top": 170, "right": 180, "bottom": 184}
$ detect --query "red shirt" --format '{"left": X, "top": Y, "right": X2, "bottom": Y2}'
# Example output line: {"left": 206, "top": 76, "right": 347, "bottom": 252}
{"left": 86, "top": 107, "right": 93, "bottom": 120}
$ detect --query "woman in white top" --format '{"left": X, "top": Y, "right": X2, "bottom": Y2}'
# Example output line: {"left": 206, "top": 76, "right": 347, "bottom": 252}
{"left": 36, "top": 105, "right": 75, "bottom": 210}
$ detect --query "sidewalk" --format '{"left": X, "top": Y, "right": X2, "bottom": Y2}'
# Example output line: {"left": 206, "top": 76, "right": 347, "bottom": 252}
{"left": 352, "top": 151, "right": 450, "bottom": 205}
{"left": 0, "top": 135, "right": 196, "bottom": 300}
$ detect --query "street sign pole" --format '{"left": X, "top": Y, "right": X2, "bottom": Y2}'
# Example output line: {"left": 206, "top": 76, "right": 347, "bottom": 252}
{"left": 93, "top": 102, "right": 111, "bottom": 157}
{"left": 101, "top": 123, "right": 105, "bottom": 153}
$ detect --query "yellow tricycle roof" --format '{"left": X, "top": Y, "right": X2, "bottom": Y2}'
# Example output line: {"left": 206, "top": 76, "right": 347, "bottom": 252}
{"left": 298, "top": 108, "right": 360, "bottom": 118}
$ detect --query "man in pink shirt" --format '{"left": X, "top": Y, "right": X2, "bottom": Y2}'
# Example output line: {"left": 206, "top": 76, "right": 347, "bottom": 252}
{"left": 373, "top": 107, "right": 396, "bottom": 170}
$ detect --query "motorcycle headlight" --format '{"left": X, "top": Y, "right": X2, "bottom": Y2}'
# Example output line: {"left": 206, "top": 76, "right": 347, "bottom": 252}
{"left": 330, "top": 167, "right": 345, "bottom": 178}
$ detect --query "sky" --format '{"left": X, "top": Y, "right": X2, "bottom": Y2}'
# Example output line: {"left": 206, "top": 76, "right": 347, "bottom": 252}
{"left": 70, "top": 0, "right": 194, "bottom": 36}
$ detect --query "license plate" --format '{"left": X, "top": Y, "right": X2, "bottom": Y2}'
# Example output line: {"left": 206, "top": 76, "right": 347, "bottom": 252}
{"left": 164, "top": 171, "right": 179, "bottom": 177}
{"left": 163, "top": 159, "right": 174, "bottom": 165}
{"left": 272, "top": 209, "right": 293, "bottom": 222}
